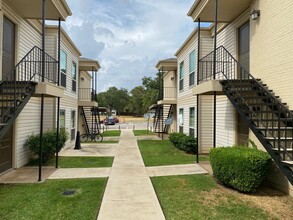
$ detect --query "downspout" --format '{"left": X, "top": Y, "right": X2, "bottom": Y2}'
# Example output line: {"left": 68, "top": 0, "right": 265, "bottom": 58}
{"left": 196, "top": 18, "right": 200, "bottom": 163}
{"left": 55, "top": 18, "right": 61, "bottom": 168}
{"left": 213, "top": 0, "right": 218, "bottom": 148}
{"left": 39, "top": 0, "right": 46, "bottom": 182}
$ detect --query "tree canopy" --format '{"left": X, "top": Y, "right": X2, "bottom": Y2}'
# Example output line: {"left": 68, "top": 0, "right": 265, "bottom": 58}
{"left": 96, "top": 74, "right": 159, "bottom": 116}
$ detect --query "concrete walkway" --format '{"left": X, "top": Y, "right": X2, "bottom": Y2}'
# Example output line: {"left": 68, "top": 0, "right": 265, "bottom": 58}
{"left": 97, "top": 129, "right": 166, "bottom": 220}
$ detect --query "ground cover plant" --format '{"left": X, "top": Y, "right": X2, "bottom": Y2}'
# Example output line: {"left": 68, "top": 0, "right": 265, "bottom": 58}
{"left": 210, "top": 146, "right": 272, "bottom": 192}
{"left": 152, "top": 175, "right": 280, "bottom": 220}
{"left": 101, "top": 130, "right": 121, "bottom": 136}
{"left": 138, "top": 140, "right": 208, "bottom": 166}
{"left": 27, "top": 156, "right": 114, "bottom": 168}
{"left": 0, "top": 178, "right": 107, "bottom": 220}
{"left": 133, "top": 130, "right": 155, "bottom": 136}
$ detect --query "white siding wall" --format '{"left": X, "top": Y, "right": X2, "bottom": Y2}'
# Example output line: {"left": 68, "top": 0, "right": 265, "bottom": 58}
{"left": 44, "top": 98, "right": 56, "bottom": 131}
{"left": 176, "top": 30, "right": 214, "bottom": 152}
{"left": 15, "top": 98, "right": 41, "bottom": 168}
{"left": 60, "top": 40, "right": 79, "bottom": 148}
{"left": 199, "top": 95, "right": 213, "bottom": 153}
{"left": 216, "top": 95, "right": 235, "bottom": 147}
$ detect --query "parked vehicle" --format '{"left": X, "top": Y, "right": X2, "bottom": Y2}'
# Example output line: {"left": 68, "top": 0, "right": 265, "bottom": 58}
{"left": 104, "top": 118, "right": 115, "bottom": 125}
{"left": 114, "top": 117, "right": 119, "bottom": 123}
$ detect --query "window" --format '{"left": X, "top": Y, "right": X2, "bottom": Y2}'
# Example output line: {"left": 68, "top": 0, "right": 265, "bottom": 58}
{"left": 59, "top": 109, "right": 65, "bottom": 128}
{"left": 179, "top": 62, "right": 184, "bottom": 90}
{"left": 71, "top": 110, "right": 76, "bottom": 140}
{"left": 189, "top": 50, "right": 196, "bottom": 86}
{"left": 72, "top": 62, "right": 77, "bottom": 92}
{"left": 189, "top": 107, "right": 195, "bottom": 127}
{"left": 179, "top": 108, "right": 184, "bottom": 133}
{"left": 189, "top": 107, "right": 195, "bottom": 137}
{"left": 60, "top": 50, "right": 67, "bottom": 87}
{"left": 189, "top": 128, "right": 195, "bottom": 138}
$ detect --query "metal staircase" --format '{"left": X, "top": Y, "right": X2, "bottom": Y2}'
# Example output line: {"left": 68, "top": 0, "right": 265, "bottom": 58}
{"left": 163, "top": 104, "right": 175, "bottom": 133}
{"left": 153, "top": 104, "right": 163, "bottom": 133}
{"left": 199, "top": 46, "right": 293, "bottom": 184}
{"left": 153, "top": 104, "right": 174, "bottom": 133}
{"left": 81, "top": 106, "right": 100, "bottom": 134}
{"left": 0, "top": 46, "right": 58, "bottom": 139}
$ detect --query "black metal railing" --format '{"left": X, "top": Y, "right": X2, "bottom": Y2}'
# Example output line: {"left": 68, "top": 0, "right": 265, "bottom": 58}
{"left": 78, "top": 88, "right": 97, "bottom": 102}
{"left": 200, "top": 46, "right": 293, "bottom": 162}
{"left": 0, "top": 46, "right": 58, "bottom": 124}
{"left": 198, "top": 46, "right": 242, "bottom": 83}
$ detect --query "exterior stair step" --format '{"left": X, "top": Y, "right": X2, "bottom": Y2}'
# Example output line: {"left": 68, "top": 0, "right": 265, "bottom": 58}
{"left": 272, "top": 148, "right": 293, "bottom": 152}
{"left": 282, "top": 161, "right": 293, "bottom": 167}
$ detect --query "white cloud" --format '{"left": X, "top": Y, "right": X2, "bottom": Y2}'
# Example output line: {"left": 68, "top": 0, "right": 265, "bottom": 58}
{"left": 65, "top": 0, "right": 196, "bottom": 92}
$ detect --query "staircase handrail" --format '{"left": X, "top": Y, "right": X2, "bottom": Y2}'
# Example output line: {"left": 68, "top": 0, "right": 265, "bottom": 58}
{"left": 199, "top": 46, "right": 293, "bottom": 119}
{"left": 0, "top": 46, "right": 58, "bottom": 124}
{"left": 199, "top": 46, "right": 293, "bottom": 160}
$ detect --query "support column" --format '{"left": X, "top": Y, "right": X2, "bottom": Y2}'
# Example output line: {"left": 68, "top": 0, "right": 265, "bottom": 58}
{"left": 161, "top": 67, "right": 164, "bottom": 140}
{"left": 196, "top": 18, "right": 201, "bottom": 163}
{"left": 213, "top": 0, "right": 218, "bottom": 149}
{"left": 39, "top": 0, "right": 46, "bottom": 182}
{"left": 91, "top": 67, "right": 94, "bottom": 135}
{"left": 55, "top": 18, "right": 61, "bottom": 168}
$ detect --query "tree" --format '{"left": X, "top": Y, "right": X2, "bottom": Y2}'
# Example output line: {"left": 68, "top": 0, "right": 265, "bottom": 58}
{"left": 141, "top": 75, "right": 159, "bottom": 113}
{"left": 96, "top": 87, "right": 129, "bottom": 115}
{"left": 128, "top": 86, "right": 145, "bottom": 116}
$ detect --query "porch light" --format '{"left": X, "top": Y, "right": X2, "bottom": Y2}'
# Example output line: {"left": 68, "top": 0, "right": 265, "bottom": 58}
{"left": 250, "top": 10, "right": 260, "bottom": 20}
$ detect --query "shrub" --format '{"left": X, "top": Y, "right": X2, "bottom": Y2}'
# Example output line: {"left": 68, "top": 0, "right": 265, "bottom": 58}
{"left": 210, "top": 146, "right": 272, "bottom": 193}
{"left": 25, "top": 128, "right": 68, "bottom": 163}
{"left": 169, "top": 132, "right": 197, "bottom": 154}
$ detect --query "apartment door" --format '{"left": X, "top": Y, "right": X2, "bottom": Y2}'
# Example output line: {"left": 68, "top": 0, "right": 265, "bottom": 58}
{"left": 0, "top": 17, "right": 15, "bottom": 173}
{"left": 237, "top": 21, "right": 250, "bottom": 145}
{"left": 0, "top": 128, "right": 13, "bottom": 173}
{"left": 238, "top": 21, "right": 250, "bottom": 72}
{"left": 2, "top": 17, "right": 15, "bottom": 80}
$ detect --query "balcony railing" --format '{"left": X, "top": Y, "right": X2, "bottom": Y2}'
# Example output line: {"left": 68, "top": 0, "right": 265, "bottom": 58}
{"left": 78, "top": 88, "right": 96, "bottom": 102}
{"left": 198, "top": 46, "right": 236, "bottom": 84}
{"left": 158, "top": 87, "right": 177, "bottom": 100}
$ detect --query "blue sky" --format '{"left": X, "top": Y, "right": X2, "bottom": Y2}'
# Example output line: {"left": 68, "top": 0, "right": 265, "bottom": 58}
{"left": 63, "top": 0, "right": 198, "bottom": 92}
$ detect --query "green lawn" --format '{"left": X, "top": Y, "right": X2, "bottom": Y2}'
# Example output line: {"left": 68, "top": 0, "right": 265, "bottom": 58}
{"left": 27, "top": 156, "right": 114, "bottom": 168}
{"left": 138, "top": 140, "right": 209, "bottom": 166}
{"left": 102, "top": 130, "right": 121, "bottom": 137}
{"left": 0, "top": 178, "right": 107, "bottom": 220}
{"left": 152, "top": 175, "right": 270, "bottom": 220}
{"left": 133, "top": 130, "right": 155, "bottom": 136}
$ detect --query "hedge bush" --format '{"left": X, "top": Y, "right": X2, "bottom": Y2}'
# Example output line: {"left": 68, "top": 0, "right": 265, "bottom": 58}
{"left": 25, "top": 128, "right": 68, "bottom": 163}
{"left": 169, "top": 132, "right": 197, "bottom": 154}
{"left": 210, "top": 146, "right": 272, "bottom": 193}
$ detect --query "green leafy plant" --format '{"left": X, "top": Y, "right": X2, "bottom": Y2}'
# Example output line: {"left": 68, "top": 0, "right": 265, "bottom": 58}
{"left": 25, "top": 128, "right": 68, "bottom": 163}
{"left": 210, "top": 146, "right": 272, "bottom": 192}
{"left": 169, "top": 132, "right": 197, "bottom": 154}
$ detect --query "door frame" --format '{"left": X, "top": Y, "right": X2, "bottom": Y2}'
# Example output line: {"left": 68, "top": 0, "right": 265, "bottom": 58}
{"left": 235, "top": 20, "right": 250, "bottom": 146}
{"left": 1, "top": 14, "right": 19, "bottom": 170}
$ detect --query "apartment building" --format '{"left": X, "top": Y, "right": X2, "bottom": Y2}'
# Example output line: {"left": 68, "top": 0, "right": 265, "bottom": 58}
{"left": 153, "top": 58, "right": 177, "bottom": 136}
{"left": 0, "top": 0, "right": 71, "bottom": 174}
{"left": 188, "top": 0, "right": 293, "bottom": 195}
{"left": 78, "top": 57, "right": 100, "bottom": 137}
{"left": 0, "top": 0, "right": 101, "bottom": 180}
